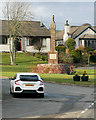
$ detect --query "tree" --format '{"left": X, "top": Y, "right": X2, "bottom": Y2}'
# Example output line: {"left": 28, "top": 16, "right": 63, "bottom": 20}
{"left": 3, "top": 2, "right": 33, "bottom": 65}
{"left": 66, "top": 38, "right": 76, "bottom": 52}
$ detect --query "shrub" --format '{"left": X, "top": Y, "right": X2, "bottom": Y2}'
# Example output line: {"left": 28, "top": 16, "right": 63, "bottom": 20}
{"left": 84, "top": 47, "right": 93, "bottom": 53}
{"left": 59, "top": 52, "right": 73, "bottom": 64}
{"left": 80, "top": 54, "right": 88, "bottom": 64}
{"left": 56, "top": 46, "right": 66, "bottom": 53}
{"left": 90, "top": 55, "right": 96, "bottom": 62}
{"left": 42, "top": 55, "right": 48, "bottom": 61}
{"left": 78, "top": 45, "right": 85, "bottom": 51}
{"left": 35, "top": 53, "right": 48, "bottom": 61}
{"left": 66, "top": 38, "right": 76, "bottom": 51}
{"left": 71, "top": 49, "right": 82, "bottom": 63}
{"left": 35, "top": 53, "right": 41, "bottom": 58}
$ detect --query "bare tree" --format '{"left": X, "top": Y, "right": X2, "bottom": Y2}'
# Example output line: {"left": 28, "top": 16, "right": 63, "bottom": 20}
{"left": 3, "top": 1, "right": 33, "bottom": 65}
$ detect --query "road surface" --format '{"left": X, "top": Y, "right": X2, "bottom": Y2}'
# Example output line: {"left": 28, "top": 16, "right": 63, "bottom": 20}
{"left": 1, "top": 78, "right": 95, "bottom": 119}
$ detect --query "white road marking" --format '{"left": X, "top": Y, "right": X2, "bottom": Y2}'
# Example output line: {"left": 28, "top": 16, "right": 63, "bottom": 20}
{"left": 77, "top": 101, "right": 95, "bottom": 118}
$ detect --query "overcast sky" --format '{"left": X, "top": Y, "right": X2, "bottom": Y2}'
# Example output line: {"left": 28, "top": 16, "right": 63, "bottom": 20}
{"left": 0, "top": 1, "right": 95, "bottom": 30}
{"left": 32, "top": 2, "right": 94, "bottom": 30}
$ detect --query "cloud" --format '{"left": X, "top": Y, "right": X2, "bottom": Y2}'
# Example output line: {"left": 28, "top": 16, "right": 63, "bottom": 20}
{"left": 33, "top": 6, "right": 46, "bottom": 17}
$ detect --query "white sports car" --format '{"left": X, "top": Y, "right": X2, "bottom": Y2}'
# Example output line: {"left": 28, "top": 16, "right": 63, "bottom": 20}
{"left": 9, "top": 73, "right": 44, "bottom": 98}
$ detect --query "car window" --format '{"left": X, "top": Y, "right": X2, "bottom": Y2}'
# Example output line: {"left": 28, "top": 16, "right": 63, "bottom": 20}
{"left": 20, "top": 75, "right": 39, "bottom": 81}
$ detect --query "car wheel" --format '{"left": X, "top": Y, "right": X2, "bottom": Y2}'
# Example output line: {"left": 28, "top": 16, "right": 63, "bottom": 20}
{"left": 38, "top": 93, "right": 44, "bottom": 98}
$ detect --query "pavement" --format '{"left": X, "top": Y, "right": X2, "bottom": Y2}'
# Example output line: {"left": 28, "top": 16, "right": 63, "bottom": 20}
{"left": 0, "top": 76, "right": 8, "bottom": 79}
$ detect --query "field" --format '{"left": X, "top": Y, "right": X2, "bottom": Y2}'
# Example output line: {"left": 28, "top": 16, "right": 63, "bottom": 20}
{"left": 0, "top": 52, "right": 95, "bottom": 86}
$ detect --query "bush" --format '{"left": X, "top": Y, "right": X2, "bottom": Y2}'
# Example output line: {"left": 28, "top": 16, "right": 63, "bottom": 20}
{"left": 80, "top": 54, "right": 88, "bottom": 64}
{"left": 35, "top": 53, "right": 48, "bottom": 61}
{"left": 66, "top": 38, "right": 76, "bottom": 51}
{"left": 78, "top": 45, "right": 85, "bottom": 51}
{"left": 59, "top": 52, "right": 73, "bottom": 64}
{"left": 71, "top": 49, "right": 82, "bottom": 63}
{"left": 84, "top": 47, "right": 93, "bottom": 53}
{"left": 42, "top": 55, "right": 48, "bottom": 61}
{"left": 90, "top": 55, "right": 96, "bottom": 62}
{"left": 56, "top": 46, "right": 66, "bottom": 53}
{"left": 35, "top": 53, "right": 41, "bottom": 58}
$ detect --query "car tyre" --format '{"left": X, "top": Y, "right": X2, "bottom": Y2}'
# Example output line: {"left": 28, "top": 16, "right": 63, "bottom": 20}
{"left": 12, "top": 93, "right": 19, "bottom": 98}
{"left": 10, "top": 87, "right": 12, "bottom": 94}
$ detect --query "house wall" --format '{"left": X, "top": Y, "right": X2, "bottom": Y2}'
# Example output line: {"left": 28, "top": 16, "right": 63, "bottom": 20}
{"left": 22, "top": 37, "right": 26, "bottom": 52}
{"left": 0, "top": 37, "right": 51, "bottom": 53}
{"left": 26, "top": 38, "right": 51, "bottom": 53}
{"left": 75, "top": 28, "right": 96, "bottom": 49}
{"left": 0, "top": 45, "right": 10, "bottom": 52}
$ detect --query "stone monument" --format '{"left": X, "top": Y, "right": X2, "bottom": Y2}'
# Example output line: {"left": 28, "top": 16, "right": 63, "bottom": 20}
{"left": 48, "top": 15, "right": 58, "bottom": 64}
{"left": 36, "top": 15, "right": 70, "bottom": 74}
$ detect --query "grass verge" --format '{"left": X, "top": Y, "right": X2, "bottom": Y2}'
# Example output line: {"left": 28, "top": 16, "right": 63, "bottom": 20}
{"left": 1, "top": 52, "right": 95, "bottom": 86}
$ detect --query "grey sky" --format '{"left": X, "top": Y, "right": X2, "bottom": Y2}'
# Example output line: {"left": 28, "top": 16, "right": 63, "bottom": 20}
{"left": 32, "top": 2, "right": 94, "bottom": 30}
{"left": 0, "top": 1, "right": 94, "bottom": 30}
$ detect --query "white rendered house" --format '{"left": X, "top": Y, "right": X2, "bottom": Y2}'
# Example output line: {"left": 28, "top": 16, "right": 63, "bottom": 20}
{"left": 56, "top": 20, "right": 96, "bottom": 49}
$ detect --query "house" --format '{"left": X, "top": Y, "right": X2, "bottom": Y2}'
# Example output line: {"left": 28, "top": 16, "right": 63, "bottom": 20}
{"left": 0, "top": 20, "right": 51, "bottom": 53}
{"left": 56, "top": 20, "right": 96, "bottom": 49}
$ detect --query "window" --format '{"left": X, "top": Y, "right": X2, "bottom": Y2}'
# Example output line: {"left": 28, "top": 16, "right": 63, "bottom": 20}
{"left": 0, "top": 36, "right": 8, "bottom": 44}
{"left": 42, "top": 38, "right": 46, "bottom": 46}
{"left": 20, "top": 75, "right": 39, "bottom": 81}
{"left": 26, "top": 39, "right": 29, "bottom": 46}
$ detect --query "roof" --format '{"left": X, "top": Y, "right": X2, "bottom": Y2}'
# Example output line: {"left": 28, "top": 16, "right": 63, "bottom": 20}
{"left": 80, "top": 34, "right": 96, "bottom": 39}
{"left": 56, "top": 24, "right": 96, "bottom": 40}
{"left": 0, "top": 20, "right": 51, "bottom": 37}
{"left": 56, "top": 30, "right": 64, "bottom": 40}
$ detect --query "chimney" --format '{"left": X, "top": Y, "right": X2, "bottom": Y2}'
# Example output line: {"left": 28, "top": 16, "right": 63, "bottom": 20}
{"left": 65, "top": 20, "right": 70, "bottom": 34}
{"left": 40, "top": 17, "right": 44, "bottom": 27}
{"left": 63, "top": 20, "right": 70, "bottom": 43}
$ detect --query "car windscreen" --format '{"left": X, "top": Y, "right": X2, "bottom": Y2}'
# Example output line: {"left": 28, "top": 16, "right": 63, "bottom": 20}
{"left": 20, "top": 75, "right": 39, "bottom": 81}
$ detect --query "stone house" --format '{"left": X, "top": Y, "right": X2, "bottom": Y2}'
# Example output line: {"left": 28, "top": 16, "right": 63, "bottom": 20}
{"left": 56, "top": 20, "right": 96, "bottom": 49}
{"left": 0, "top": 20, "right": 51, "bottom": 53}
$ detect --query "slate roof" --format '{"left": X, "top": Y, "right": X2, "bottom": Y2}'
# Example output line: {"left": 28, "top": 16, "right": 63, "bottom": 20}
{"left": 80, "top": 34, "right": 96, "bottom": 39}
{"left": 0, "top": 20, "right": 51, "bottom": 37}
{"left": 56, "top": 30, "right": 64, "bottom": 41}
{"left": 56, "top": 24, "right": 96, "bottom": 40}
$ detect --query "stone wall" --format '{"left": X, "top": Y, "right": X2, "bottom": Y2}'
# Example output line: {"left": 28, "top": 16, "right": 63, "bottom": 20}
{"left": 35, "top": 64, "right": 70, "bottom": 74}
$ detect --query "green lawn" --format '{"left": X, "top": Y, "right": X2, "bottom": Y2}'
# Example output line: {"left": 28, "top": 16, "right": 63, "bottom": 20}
{"left": 1, "top": 52, "right": 47, "bottom": 72}
{"left": 1, "top": 52, "right": 95, "bottom": 86}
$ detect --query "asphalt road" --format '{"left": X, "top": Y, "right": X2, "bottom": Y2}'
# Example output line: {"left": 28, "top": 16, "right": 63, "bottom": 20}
{"left": 1, "top": 78, "right": 95, "bottom": 119}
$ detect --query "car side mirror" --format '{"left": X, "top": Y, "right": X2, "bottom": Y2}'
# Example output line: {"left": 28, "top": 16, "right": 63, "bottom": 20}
{"left": 41, "top": 78, "right": 44, "bottom": 80}
{"left": 9, "top": 77, "right": 14, "bottom": 80}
